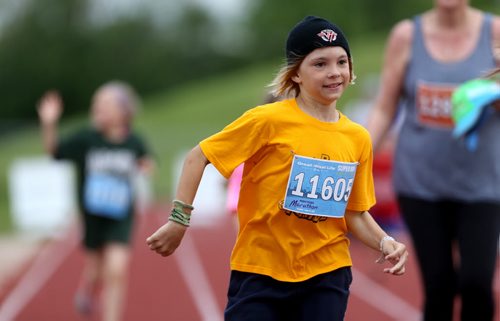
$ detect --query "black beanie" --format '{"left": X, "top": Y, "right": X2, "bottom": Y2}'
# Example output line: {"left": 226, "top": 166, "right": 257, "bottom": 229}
{"left": 286, "top": 16, "right": 351, "bottom": 64}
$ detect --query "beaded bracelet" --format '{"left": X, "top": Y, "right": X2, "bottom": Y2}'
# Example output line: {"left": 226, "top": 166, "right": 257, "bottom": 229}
{"left": 376, "top": 235, "right": 395, "bottom": 263}
{"left": 379, "top": 235, "right": 395, "bottom": 252}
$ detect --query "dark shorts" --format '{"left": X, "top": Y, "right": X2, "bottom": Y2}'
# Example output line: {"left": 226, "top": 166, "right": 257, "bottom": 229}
{"left": 81, "top": 211, "right": 135, "bottom": 250}
{"left": 224, "top": 267, "right": 352, "bottom": 321}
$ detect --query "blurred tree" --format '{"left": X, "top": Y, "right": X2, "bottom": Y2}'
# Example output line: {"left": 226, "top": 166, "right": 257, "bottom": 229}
{"left": 167, "top": 4, "right": 243, "bottom": 80}
{"left": 0, "top": 0, "right": 495, "bottom": 127}
{"left": 243, "top": 0, "right": 497, "bottom": 61}
{"left": 0, "top": 0, "right": 245, "bottom": 126}
{"left": 0, "top": 0, "right": 90, "bottom": 124}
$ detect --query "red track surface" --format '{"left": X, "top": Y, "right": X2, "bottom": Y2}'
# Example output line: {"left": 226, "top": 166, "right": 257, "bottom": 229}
{"left": 0, "top": 211, "right": 498, "bottom": 321}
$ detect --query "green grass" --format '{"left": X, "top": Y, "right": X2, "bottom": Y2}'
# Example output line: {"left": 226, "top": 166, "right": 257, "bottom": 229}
{"left": 0, "top": 34, "right": 386, "bottom": 233}
{"left": 134, "top": 61, "right": 281, "bottom": 198}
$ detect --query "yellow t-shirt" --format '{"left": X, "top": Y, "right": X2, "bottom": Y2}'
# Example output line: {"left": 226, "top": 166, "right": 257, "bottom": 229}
{"left": 199, "top": 98, "right": 376, "bottom": 282}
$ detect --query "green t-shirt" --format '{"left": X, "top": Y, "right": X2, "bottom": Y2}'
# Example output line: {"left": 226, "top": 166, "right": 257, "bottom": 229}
{"left": 54, "top": 127, "right": 149, "bottom": 219}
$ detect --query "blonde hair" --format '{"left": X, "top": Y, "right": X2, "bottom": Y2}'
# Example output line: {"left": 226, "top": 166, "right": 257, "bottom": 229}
{"left": 268, "top": 59, "right": 302, "bottom": 99}
{"left": 268, "top": 56, "right": 356, "bottom": 98}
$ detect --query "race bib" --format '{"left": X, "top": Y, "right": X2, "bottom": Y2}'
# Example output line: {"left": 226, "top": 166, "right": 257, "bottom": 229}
{"left": 416, "top": 82, "right": 455, "bottom": 128}
{"left": 84, "top": 173, "right": 131, "bottom": 219}
{"left": 283, "top": 155, "right": 358, "bottom": 218}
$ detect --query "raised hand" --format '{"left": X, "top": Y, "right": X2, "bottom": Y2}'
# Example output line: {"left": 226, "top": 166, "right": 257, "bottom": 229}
{"left": 38, "top": 91, "right": 63, "bottom": 126}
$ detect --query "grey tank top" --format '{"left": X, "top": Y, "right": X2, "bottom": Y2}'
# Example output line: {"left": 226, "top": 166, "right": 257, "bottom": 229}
{"left": 393, "top": 13, "right": 500, "bottom": 202}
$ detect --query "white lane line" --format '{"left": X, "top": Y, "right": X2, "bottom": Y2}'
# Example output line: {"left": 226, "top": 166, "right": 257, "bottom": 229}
{"left": 174, "top": 232, "right": 223, "bottom": 321}
{"left": 350, "top": 267, "right": 422, "bottom": 321}
{"left": 0, "top": 229, "right": 78, "bottom": 321}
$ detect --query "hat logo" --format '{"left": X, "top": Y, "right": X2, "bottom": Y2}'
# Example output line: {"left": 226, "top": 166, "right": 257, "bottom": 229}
{"left": 317, "top": 29, "right": 337, "bottom": 42}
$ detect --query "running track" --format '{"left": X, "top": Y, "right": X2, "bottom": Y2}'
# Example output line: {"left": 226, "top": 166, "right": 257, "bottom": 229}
{"left": 0, "top": 208, "right": 498, "bottom": 321}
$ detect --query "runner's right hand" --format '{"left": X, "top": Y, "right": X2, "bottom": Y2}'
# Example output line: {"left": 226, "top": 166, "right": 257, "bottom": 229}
{"left": 146, "top": 221, "right": 187, "bottom": 257}
{"left": 38, "top": 91, "right": 63, "bottom": 125}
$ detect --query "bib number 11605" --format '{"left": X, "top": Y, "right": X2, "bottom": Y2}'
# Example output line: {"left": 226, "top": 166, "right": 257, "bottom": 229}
{"left": 291, "top": 173, "right": 353, "bottom": 202}
{"left": 283, "top": 155, "right": 358, "bottom": 218}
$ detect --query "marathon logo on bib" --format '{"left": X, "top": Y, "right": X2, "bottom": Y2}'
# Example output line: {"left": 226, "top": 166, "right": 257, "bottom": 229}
{"left": 283, "top": 155, "right": 358, "bottom": 218}
{"left": 416, "top": 81, "right": 456, "bottom": 128}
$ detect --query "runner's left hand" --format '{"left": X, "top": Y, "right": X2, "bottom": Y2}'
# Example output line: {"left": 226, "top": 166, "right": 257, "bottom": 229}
{"left": 378, "top": 239, "right": 408, "bottom": 275}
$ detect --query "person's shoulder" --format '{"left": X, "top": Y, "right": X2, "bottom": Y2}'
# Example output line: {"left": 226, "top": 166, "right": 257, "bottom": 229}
{"left": 490, "top": 12, "right": 500, "bottom": 38}
{"left": 341, "top": 114, "right": 372, "bottom": 141}
{"left": 254, "top": 99, "right": 291, "bottom": 111}
{"left": 381, "top": 18, "right": 415, "bottom": 68}
{"left": 246, "top": 99, "right": 293, "bottom": 118}
{"left": 493, "top": 14, "right": 500, "bottom": 23}
{"left": 341, "top": 113, "right": 365, "bottom": 129}
{"left": 55, "top": 126, "right": 93, "bottom": 158}
{"left": 477, "top": 9, "right": 498, "bottom": 29}
{"left": 388, "top": 18, "right": 414, "bottom": 48}
{"left": 64, "top": 126, "right": 94, "bottom": 141}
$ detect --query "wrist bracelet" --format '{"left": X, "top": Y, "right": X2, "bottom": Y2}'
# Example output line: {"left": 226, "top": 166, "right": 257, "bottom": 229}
{"left": 169, "top": 200, "right": 193, "bottom": 227}
{"left": 168, "top": 208, "right": 191, "bottom": 227}
{"left": 173, "top": 199, "right": 194, "bottom": 211}
{"left": 379, "top": 235, "right": 395, "bottom": 252}
{"left": 376, "top": 235, "right": 395, "bottom": 264}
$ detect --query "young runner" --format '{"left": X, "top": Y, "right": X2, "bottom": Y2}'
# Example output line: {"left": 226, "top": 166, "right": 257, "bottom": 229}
{"left": 366, "top": 1, "right": 500, "bottom": 320}
{"left": 38, "top": 81, "right": 153, "bottom": 321}
{"left": 147, "top": 16, "right": 408, "bottom": 321}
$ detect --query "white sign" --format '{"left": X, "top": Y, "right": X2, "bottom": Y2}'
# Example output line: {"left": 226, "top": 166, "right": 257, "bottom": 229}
{"left": 8, "top": 157, "right": 77, "bottom": 237}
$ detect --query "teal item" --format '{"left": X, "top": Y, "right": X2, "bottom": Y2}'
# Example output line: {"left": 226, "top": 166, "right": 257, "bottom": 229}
{"left": 451, "top": 79, "right": 500, "bottom": 138}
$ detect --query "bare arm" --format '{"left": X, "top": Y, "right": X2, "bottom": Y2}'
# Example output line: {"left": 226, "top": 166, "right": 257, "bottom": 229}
{"left": 480, "top": 15, "right": 500, "bottom": 110}
{"left": 345, "top": 210, "right": 408, "bottom": 275}
{"left": 492, "top": 15, "right": 500, "bottom": 66}
{"left": 366, "top": 20, "right": 413, "bottom": 152}
{"left": 173, "top": 145, "right": 210, "bottom": 205}
{"left": 146, "top": 145, "right": 210, "bottom": 256}
{"left": 37, "top": 91, "right": 63, "bottom": 155}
